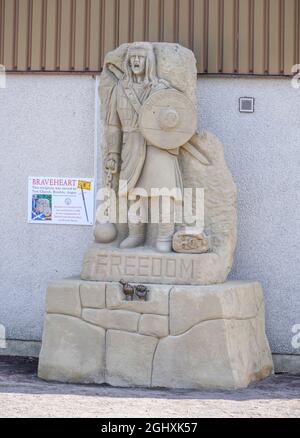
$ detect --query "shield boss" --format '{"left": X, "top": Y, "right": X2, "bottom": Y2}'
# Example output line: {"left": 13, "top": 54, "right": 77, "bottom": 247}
{"left": 139, "top": 89, "right": 197, "bottom": 149}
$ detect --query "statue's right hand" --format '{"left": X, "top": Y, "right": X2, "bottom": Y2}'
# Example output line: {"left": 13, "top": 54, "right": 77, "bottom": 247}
{"left": 105, "top": 153, "right": 120, "bottom": 174}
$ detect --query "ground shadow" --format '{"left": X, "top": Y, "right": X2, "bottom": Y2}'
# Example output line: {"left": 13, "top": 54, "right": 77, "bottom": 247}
{"left": 0, "top": 356, "right": 299, "bottom": 402}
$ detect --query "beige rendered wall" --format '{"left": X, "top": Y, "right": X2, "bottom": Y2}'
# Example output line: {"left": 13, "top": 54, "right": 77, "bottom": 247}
{"left": 0, "top": 74, "right": 299, "bottom": 365}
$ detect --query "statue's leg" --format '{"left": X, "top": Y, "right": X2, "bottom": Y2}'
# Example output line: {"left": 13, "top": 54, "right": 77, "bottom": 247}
{"left": 156, "top": 196, "right": 175, "bottom": 253}
{"left": 119, "top": 198, "right": 147, "bottom": 249}
{"left": 119, "top": 222, "right": 146, "bottom": 249}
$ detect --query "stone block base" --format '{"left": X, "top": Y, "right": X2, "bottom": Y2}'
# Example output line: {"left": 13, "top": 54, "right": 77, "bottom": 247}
{"left": 38, "top": 279, "right": 274, "bottom": 389}
{"left": 81, "top": 245, "right": 230, "bottom": 285}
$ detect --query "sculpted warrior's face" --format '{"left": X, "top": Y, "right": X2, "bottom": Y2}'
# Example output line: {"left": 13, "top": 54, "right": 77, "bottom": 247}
{"left": 129, "top": 54, "right": 146, "bottom": 76}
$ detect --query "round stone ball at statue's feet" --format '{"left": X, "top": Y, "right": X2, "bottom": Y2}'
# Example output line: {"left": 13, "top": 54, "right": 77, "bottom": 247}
{"left": 94, "top": 223, "right": 117, "bottom": 244}
{"left": 156, "top": 239, "right": 172, "bottom": 253}
{"left": 119, "top": 235, "right": 145, "bottom": 249}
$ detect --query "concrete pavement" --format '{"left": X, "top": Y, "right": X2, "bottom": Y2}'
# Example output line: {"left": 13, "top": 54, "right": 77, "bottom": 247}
{"left": 0, "top": 356, "right": 299, "bottom": 418}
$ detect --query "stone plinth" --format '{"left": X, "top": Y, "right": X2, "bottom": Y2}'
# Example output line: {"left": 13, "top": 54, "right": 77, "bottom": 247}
{"left": 81, "top": 246, "right": 232, "bottom": 286}
{"left": 38, "top": 279, "right": 273, "bottom": 389}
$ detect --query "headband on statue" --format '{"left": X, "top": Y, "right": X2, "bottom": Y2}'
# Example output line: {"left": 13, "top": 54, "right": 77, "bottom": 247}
{"left": 128, "top": 49, "right": 147, "bottom": 57}
{"left": 127, "top": 42, "right": 152, "bottom": 57}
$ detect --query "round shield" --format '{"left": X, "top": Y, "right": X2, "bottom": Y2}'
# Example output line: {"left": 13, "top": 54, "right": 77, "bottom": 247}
{"left": 139, "top": 89, "right": 197, "bottom": 149}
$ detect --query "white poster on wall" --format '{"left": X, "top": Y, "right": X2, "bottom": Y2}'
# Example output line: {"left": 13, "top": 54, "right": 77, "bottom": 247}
{"left": 28, "top": 176, "right": 94, "bottom": 225}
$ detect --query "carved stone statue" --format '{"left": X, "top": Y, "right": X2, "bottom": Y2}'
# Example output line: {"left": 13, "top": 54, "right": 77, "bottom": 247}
{"left": 38, "top": 42, "right": 273, "bottom": 390}
{"left": 84, "top": 42, "right": 237, "bottom": 284}
{"left": 104, "top": 42, "right": 191, "bottom": 253}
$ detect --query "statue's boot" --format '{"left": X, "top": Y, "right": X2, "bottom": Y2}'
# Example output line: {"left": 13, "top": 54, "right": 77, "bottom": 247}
{"left": 120, "top": 223, "right": 145, "bottom": 249}
{"left": 156, "top": 222, "right": 175, "bottom": 253}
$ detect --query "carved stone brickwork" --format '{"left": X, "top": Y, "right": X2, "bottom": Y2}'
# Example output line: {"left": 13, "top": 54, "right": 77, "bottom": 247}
{"left": 38, "top": 279, "right": 273, "bottom": 389}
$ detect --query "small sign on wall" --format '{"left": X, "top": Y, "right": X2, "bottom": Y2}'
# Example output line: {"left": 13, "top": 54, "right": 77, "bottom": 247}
{"left": 28, "top": 176, "right": 94, "bottom": 225}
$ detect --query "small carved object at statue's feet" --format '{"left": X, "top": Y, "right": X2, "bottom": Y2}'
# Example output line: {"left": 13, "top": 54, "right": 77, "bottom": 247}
{"left": 172, "top": 228, "right": 211, "bottom": 254}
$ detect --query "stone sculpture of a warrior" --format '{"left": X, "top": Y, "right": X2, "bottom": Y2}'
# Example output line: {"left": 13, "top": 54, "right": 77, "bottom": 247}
{"left": 104, "top": 42, "right": 193, "bottom": 253}
{"left": 93, "top": 41, "right": 237, "bottom": 273}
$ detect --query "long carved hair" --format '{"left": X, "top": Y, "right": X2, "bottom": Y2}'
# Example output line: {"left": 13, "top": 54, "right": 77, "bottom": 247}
{"left": 123, "top": 42, "right": 158, "bottom": 86}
